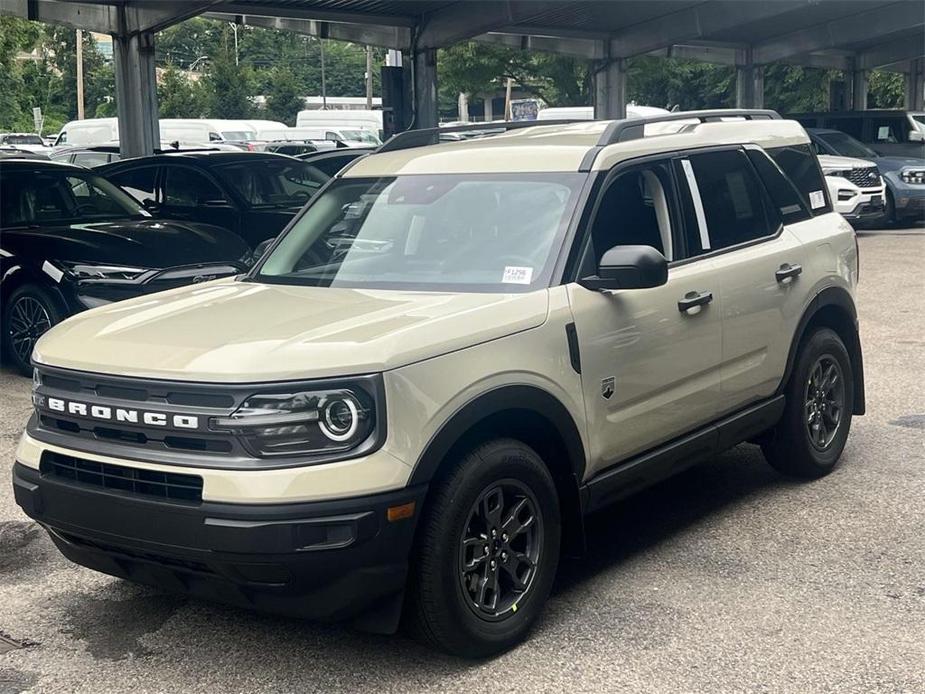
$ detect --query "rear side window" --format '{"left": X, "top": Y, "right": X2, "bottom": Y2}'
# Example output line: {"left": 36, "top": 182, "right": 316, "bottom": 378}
{"left": 163, "top": 166, "right": 225, "bottom": 206}
{"left": 677, "top": 149, "right": 777, "bottom": 258}
{"left": 745, "top": 149, "right": 811, "bottom": 225}
{"left": 72, "top": 151, "right": 111, "bottom": 168}
{"left": 869, "top": 115, "right": 909, "bottom": 144}
{"left": 767, "top": 144, "right": 831, "bottom": 215}
{"left": 108, "top": 166, "right": 158, "bottom": 202}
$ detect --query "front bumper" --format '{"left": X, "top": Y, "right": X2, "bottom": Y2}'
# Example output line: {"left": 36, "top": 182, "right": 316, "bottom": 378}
{"left": 12, "top": 461, "right": 426, "bottom": 624}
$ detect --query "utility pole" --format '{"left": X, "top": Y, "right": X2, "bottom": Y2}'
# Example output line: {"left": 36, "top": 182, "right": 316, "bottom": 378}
{"left": 320, "top": 39, "right": 327, "bottom": 109}
{"left": 366, "top": 45, "right": 373, "bottom": 109}
{"left": 76, "top": 29, "right": 85, "bottom": 119}
{"left": 504, "top": 77, "right": 513, "bottom": 121}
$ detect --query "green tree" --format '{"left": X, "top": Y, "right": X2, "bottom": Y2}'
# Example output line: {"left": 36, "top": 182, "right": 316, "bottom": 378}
{"left": 41, "top": 26, "right": 115, "bottom": 123}
{"left": 158, "top": 64, "right": 206, "bottom": 117}
{"left": 201, "top": 30, "right": 254, "bottom": 118}
{"left": 264, "top": 68, "right": 305, "bottom": 124}
{"left": 626, "top": 56, "right": 734, "bottom": 110}
{"left": 0, "top": 16, "right": 43, "bottom": 131}
{"left": 868, "top": 70, "right": 904, "bottom": 109}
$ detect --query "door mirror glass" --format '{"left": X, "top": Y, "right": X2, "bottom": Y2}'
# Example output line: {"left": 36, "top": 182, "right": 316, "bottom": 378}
{"left": 579, "top": 244, "right": 668, "bottom": 291}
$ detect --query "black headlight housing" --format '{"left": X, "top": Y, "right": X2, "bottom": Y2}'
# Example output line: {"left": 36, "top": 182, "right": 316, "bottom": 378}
{"left": 210, "top": 375, "right": 385, "bottom": 460}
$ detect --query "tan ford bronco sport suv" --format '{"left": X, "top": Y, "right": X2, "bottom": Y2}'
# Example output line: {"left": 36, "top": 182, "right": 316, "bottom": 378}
{"left": 14, "top": 110, "right": 865, "bottom": 657}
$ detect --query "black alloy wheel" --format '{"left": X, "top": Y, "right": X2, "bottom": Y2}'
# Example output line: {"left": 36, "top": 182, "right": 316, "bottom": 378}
{"left": 458, "top": 480, "right": 543, "bottom": 620}
{"left": 8, "top": 295, "right": 52, "bottom": 367}
{"left": 804, "top": 355, "right": 845, "bottom": 451}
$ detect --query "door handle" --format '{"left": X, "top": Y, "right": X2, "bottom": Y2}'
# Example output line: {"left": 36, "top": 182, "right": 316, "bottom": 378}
{"left": 775, "top": 263, "right": 803, "bottom": 282}
{"left": 678, "top": 290, "right": 713, "bottom": 313}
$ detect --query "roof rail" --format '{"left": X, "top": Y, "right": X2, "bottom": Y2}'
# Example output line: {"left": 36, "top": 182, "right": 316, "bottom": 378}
{"left": 377, "top": 119, "right": 585, "bottom": 154}
{"left": 596, "top": 109, "right": 782, "bottom": 147}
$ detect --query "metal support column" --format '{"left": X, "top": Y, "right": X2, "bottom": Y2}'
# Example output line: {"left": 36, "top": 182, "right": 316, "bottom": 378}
{"left": 113, "top": 31, "right": 159, "bottom": 158}
{"left": 850, "top": 67, "right": 869, "bottom": 110}
{"left": 594, "top": 56, "right": 626, "bottom": 120}
{"left": 412, "top": 48, "right": 438, "bottom": 129}
{"left": 735, "top": 49, "right": 764, "bottom": 108}
{"left": 906, "top": 57, "right": 925, "bottom": 111}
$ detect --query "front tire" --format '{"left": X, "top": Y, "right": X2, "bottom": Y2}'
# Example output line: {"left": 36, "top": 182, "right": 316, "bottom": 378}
{"left": 406, "top": 438, "right": 560, "bottom": 658}
{"left": 762, "top": 328, "right": 854, "bottom": 479}
{"left": 2, "top": 284, "right": 63, "bottom": 376}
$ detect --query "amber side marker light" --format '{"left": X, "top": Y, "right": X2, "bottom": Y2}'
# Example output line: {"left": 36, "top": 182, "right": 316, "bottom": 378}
{"left": 387, "top": 501, "right": 416, "bottom": 522}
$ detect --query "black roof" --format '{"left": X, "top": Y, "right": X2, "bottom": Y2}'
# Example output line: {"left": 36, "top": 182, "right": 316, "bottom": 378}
{"left": 0, "top": 158, "right": 84, "bottom": 170}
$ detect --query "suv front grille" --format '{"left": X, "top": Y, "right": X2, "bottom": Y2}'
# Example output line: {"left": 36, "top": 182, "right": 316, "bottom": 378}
{"left": 844, "top": 166, "right": 881, "bottom": 188}
{"left": 40, "top": 451, "right": 203, "bottom": 503}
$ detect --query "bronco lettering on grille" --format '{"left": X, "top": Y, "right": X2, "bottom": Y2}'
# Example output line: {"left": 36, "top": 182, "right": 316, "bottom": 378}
{"left": 45, "top": 397, "right": 200, "bottom": 429}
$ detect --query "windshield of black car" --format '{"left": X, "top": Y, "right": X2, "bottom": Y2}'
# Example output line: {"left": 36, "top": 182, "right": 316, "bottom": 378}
{"left": 2, "top": 134, "right": 43, "bottom": 145}
{"left": 256, "top": 173, "right": 586, "bottom": 292}
{"left": 0, "top": 169, "right": 146, "bottom": 226}
{"left": 212, "top": 159, "right": 329, "bottom": 208}
{"left": 818, "top": 131, "right": 879, "bottom": 159}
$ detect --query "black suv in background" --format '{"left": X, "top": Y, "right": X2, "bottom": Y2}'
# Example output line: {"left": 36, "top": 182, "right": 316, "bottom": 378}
{"left": 99, "top": 152, "right": 331, "bottom": 247}
{"left": 790, "top": 110, "right": 925, "bottom": 158}
{"left": 0, "top": 159, "right": 250, "bottom": 374}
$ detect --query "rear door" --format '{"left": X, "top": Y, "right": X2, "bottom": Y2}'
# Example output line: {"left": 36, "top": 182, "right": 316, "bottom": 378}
{"left": 678, "top": 147, "right": 807, "bottom": 411}
{"left": 567, "top": 157, "right": 725, "bottom": 473}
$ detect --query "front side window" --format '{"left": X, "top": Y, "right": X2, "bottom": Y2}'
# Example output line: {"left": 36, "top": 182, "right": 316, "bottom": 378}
{"left": 869, "top": 116, "right": 909, "bottom": 144}
{"left": 0, "top": 169, "right": 144, "bottom": 226}
{"left": 678, "top": 149, "right": 777, "bottom": 258}
{"left": 257, "top": 173, "right": 585, "bottom": 292}
{"left": 212, "top": 159, "right": 329, "bottom": 208}
{"left": 108, "top": 166, "right": 158, "bottom": 202}
{"left": 163, "top": 167, "right": 225, "bottom": 207}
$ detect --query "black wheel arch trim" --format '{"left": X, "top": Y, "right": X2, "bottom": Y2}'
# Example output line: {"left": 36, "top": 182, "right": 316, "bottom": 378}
{"left": 778, "top": 285, "right": 865, "bottom": 415}
{"left": 407, "top": 384, "right": 587, "bottom": 487}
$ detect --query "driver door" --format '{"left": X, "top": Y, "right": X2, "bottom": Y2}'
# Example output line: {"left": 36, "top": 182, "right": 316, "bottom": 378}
{"left": 567, "top": 158, "right": 724, "bottom": 477}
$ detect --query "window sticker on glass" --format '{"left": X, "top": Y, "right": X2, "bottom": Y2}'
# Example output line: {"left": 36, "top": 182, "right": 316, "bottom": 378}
{"left": 809, "top": 190, "right": 826, "bottom": 209}
{"left": 877, "top": 126, "right": 891, "bottom": 141}
{"left": 502, "top": 266, "right": 533, "bottom": 284}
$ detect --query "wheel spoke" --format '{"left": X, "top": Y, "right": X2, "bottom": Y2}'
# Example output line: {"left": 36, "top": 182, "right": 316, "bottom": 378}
{"left": 476, "top": 565, "right": 499, "bottom": 611}
{"left": 461, "top": 537, "right": 488, "bottom": 572}
{"left": 481, "top": 487, "right": 504, "bottom": 528}
{"left": 500, "top": 551, "right": 534, "bottom": 591}
{"left": 501, "top": 497, "right": 535, "bottom": 539}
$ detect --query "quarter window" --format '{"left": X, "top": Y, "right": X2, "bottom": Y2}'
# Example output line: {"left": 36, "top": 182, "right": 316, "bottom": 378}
{"left": 767, "top": 144, "right": 832, "bottom": 215}
{"left": 869, "top": 116, "right": 909, "bottom": 144}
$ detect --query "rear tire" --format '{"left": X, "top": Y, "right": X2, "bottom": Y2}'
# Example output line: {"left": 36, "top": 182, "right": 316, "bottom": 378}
{"left": 1, "top": 284, "right": 63, "bottom": 376}
{"left": 405, "top": 438, "right": 560, "bottom": 658}
{"left": 762, "top": 328, "right": 854, "bottom": 479}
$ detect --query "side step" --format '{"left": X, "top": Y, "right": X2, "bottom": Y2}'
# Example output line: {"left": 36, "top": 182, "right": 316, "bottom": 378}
{"left": 581, "top": 396, "right": 785, "bottom": 515}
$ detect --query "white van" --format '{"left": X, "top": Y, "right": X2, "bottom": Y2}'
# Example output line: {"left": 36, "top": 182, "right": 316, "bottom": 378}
{"left": 53, "top": 118, "right": 256, "bottom": 149}
{"left": 536, "top": 105, "right": 670, "bottom": 121}
{"left": 160, "top": 119, "right": 257, "bottom": 145}
{"left": 54, "top": 118, "right": 119, "bottom": 147}
{"left": 296, "top": 109, "right": 383, "bottom": 139}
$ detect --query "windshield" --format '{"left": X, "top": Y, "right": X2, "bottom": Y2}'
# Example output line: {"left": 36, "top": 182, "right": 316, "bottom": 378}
{"left": 213, "top": 158, "right": 329, "bottom": 208}
{"left": 256, "top": 173, "right": 586, "bottom": 292}
{"left": 2, "top": 134, "right": 43, "bottom": 145}
{"left": 339, "top": 129, "right": 381, "bottom": 145}
{"left": 817, "top": 131, "right": 878, "bottom": 159}
{"left": 912, "top": 114, "right": 925, "bottom": 130}
{"left": 0, "top": 169, "right": 145, "bottom": 226}
{"left": 221, "top": 130, "right": 255, "bottom": 141}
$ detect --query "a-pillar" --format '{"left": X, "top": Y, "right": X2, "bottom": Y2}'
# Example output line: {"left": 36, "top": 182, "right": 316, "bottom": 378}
{"left": 412, "top": 48, "right": 438, "bottom": 129}
{"left": 594, "top": 55, "right": 626, "bottom": 120}
{"left": 113, "top": 31, "right": 160, "bottom": 159}
{"left": 906, "top": 58, "right": 925, "bottom": 111}
{"left": 735, "top": 48, "right": 764, "bottom": 108}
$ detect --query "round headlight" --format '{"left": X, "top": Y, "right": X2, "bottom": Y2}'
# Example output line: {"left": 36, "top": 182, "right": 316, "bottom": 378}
{"left": 319, "top": 396, "right": 359, "bottom": 442}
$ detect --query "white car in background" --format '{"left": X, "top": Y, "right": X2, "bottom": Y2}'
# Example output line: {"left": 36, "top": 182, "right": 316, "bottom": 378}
{"left": 0, "top": 132, "right": 53, "bottom": 155}
{"left": 817, "top": 154, "right": 886, "bottom": 227}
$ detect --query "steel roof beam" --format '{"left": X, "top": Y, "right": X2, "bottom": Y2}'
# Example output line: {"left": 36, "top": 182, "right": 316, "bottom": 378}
{"left": 857, "top": 33, "right": 925, "bottom": 70}
{"left": 415, "top": 1, "right": 558, "bottom": 50}
{"left": 608, "top": 1, "right": 808, "bottom": 58}
{"left": 473, "top": 32, "right": 605, "bottom": 60}
{"left": 1, "top": 0, "right": 223, "bottom": 35}
{"left": 208, "top": 1, "right": 417, "bottom": 27}
{"left": 753, "top": 1, "right": 925, "bottom": 64}
{"left": 204, "top": 13, "right": 411, "bottom": 49}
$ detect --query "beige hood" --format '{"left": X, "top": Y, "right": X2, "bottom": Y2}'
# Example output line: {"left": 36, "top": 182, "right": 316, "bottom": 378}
{"left": 34, "top": 278, "right": 550, "bottom": 382}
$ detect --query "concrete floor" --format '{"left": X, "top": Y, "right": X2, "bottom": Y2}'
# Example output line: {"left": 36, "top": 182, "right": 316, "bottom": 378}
{"left": 0, "top": 229, "right": 923, "bottom": 693}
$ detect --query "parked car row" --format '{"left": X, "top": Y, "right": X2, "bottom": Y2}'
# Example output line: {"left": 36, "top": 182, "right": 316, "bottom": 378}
{"left": 0, "top": 146, "right": 371, "bottom": 374}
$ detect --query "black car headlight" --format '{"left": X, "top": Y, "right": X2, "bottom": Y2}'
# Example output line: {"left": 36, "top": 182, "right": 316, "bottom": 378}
{"left": 900, "top": 168, "right": 925, "bottom": 185}
{"left": 210, "top": 386, "right": 377, "bottom": 457}
{"left": 60, "top": 262, "right": 150, "bottom": 281}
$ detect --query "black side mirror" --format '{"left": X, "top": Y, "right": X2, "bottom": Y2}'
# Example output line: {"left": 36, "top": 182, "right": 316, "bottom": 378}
{"left": 578, "top": 244, "right": 668, "bottom": 291}
{"left": 141, "top": 198, "right": 159, "bottom": 212}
